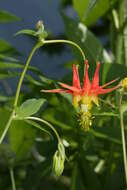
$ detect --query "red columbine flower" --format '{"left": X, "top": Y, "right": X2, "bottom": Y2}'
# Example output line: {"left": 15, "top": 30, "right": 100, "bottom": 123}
{"left": 41, "top": 60, "right": 119, "bottom": 108}
{"left": 41, "top": 60, "right": 120, "bottom": 130}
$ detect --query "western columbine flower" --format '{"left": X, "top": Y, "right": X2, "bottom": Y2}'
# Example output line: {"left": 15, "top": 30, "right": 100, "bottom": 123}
{"left": 41, "top": 60, "right": 120, "bottom": 130}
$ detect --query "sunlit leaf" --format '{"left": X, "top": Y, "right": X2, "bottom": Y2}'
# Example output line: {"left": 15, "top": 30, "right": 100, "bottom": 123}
{"left": 63, "top": 15, "right": 103, "bottom": 66}
{"left": 15, "top": 98, "right": 46, "bottom": 118}
{"left": 73, "top": 0, "right": 118, "bottom": 26}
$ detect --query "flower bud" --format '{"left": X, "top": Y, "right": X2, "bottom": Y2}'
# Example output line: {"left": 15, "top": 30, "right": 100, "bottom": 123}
{"left": 52, "top": 142, "right": 65, "bottom": 176}
{"left": 53, "top": 150, "right": 64, "bottom": 177}
{"left": 36, "top": 20, "right": 44, "bottom": 31}
{"left": 58, "top": 142, "right": 65, "bottom": 160}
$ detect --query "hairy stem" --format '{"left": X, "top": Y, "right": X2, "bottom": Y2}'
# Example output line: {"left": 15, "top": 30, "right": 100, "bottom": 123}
{"left": 120, "top": 94, "right": 127, "bottom": 185}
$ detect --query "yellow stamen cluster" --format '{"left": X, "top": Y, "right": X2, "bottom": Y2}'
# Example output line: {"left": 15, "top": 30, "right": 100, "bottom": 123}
{"left": 78, "top": 104, "right": 92, "bottom": 131}
{"left": 76, "top": 95, "right": 98, "bottom": 131}
{"left": 73, "top": 95, "right": 99, "bottom": 131}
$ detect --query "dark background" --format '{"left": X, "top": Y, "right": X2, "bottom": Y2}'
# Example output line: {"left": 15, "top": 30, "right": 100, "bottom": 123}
{"left": 0, "top": 0, "right": 73, "bottom": 78}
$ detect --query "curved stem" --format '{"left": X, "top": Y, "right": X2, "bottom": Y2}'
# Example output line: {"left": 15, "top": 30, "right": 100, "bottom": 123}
{"left": 14, "top": 43, "right": 40, "bottom": 107}
{"left": 25, "top": 116, "right": 61, "bottom": 142}
{"left": 43, "top": 39, "right": 86, "bottom": 61}
{"left": 0, "top": 38, "right": 84, "bottom": 144}
{"left": 9, "top": 168, "right": 16, "bottom": 190}
{"left": 119, "top": 94, "right": 127, "bottom": 185}
{"left": 0, "top": 43, "right": 40, "bottom": 144}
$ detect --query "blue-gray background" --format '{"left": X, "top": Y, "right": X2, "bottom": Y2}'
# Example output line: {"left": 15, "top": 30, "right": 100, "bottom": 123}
{"left": 0, "top": 0, "right": 73, "bottom": 79}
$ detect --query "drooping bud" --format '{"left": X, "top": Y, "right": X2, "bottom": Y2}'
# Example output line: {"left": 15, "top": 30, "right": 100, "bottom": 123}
{"left": 52, "top": 142, "right": 65, "bottom": 177}
{"left": 53, "top": 150, "right": 64, "bottom": 177}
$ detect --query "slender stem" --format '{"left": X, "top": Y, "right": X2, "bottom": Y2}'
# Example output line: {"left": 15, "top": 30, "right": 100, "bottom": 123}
{"left": 9, "top": 168, "right": 16, "bottom": 190}
{"left": 0, "top": 43, "right": 40, "bottom": 144}
{"left": 43, "top": 39, "right": 86, "bottom": 61}
{"left": 0, "top": 110, "right": 15, "bottom": 144}
{"left": 0, "top": 39, "right": 84, "bottom": 144}
{"left": 14, "top": 43, "right": 40, "bottom": 107}
{"left": 25, "top": 116, "right": 61, "bottom": 142}
{"left": 119, "top": 94, "right": 127, "bottom": 185}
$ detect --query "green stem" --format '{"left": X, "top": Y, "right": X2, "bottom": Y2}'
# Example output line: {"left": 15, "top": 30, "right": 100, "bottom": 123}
{"left": 9, "top": 168, "right": 16, "bottom": 190}
{"left": 0, "top": 38, "right": 85, "bottom": 144}
{"left": 119, "top": 94, "right": 127, "bottom": 185}
{"left": 0, "top": 43, "right": 40, "bottom": 144}
{"left": 14, "top": 43, "right": 40, "bottom": 107}
{"left": 25, "top": 116, "right": 61, "bottom": 142}
{"left": 0, "top": 110, "right": 15, "bottom": 144}
{"left": 43, "top": 39, "right": 86, "bottom": 61}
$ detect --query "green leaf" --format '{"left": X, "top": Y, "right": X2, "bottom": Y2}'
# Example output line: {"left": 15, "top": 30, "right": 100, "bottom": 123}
{"left": 0, "top": 61, "right": 23, "bottom": 69}
{"left": 0, "top": 71, "right": 19, "bottom": 79}
{"left": 73, "top": 0, "right": 118, "bottom": 26}
{"left": 72, "top": 0, "right": 89, "bottom": 23}
{"left": 0, "top": 39, "right": 18, "bottom": 55}
{"left": 9, "top": 120, "right": 36, "bottom": 159}
{"left": 15, "top": 29, "right": 36, "bottom": 37}
{"left": 63, "top": 15, "right": 103, "bottom": 65}
{"left": 0, "top": 10, "right": 20, "bottom": 22}
{"left": 25, "top": 75, "right": 42, "bottom": 86}
{"left": 0, "top": 61, "right": 40, "bottom": 72}
{"left": 86, "top": 0, "right": 99, "bottom": 16}
{"left": 15, "top": 98, "right": 46, "bottom": 118}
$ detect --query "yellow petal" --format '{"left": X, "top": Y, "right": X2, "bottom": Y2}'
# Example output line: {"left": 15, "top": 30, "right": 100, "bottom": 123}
{"left": 91, "top": 96, "right": 99, "bottom": 106}
{"left": 73, "top": 95, "right": 81, "bottom": 108}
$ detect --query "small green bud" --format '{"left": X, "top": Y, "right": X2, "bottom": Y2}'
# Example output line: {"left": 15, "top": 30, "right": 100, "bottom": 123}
{"left": 36, "top": 20, "right": 48, "bottom": 41}
{"left": 53, "top": 150, "right": 64, "bottom": 177}
{"left": 36, "top": 20, "right": 44, "bottom": 31}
